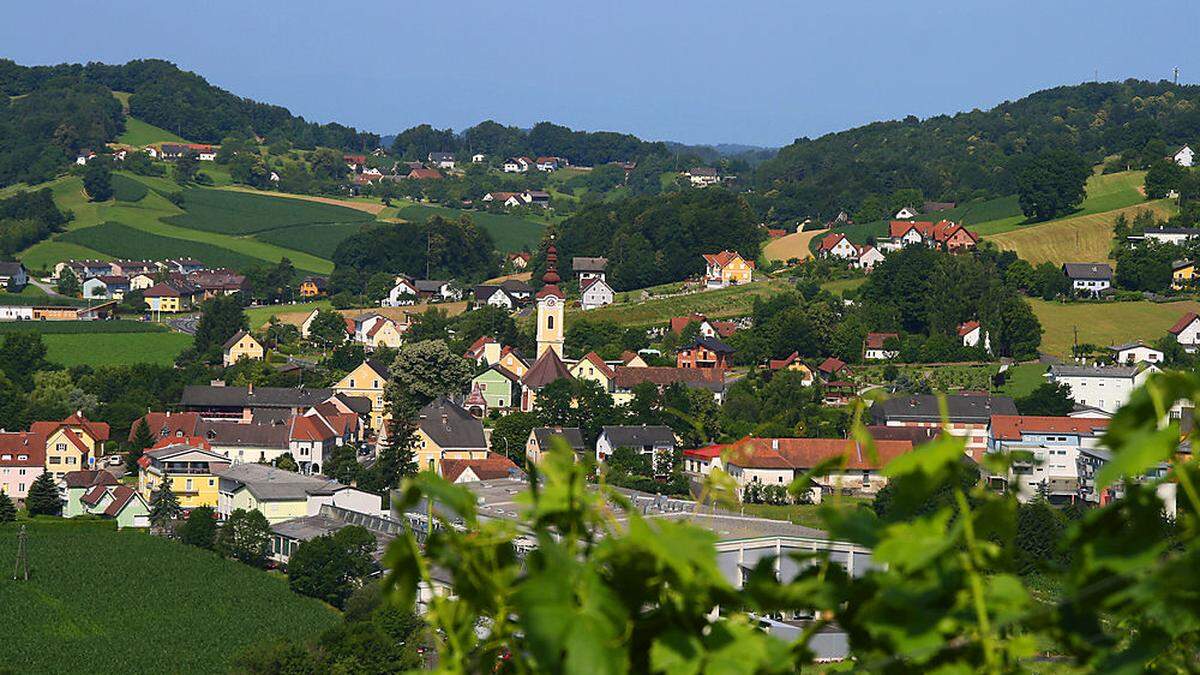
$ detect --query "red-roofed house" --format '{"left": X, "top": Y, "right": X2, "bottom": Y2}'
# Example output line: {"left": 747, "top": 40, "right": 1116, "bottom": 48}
{"left": 863, "top": 332, "right": 900, "bottom": 360}
{"left": 439, "top": 452, "right": 521, "bottom": 483}
{"left": 701, "top": 250, "right": 754, "bottom": 288}
{"left": 766, "top": 352, "right": 815, "bottom": 385}
{"left": 1169, "top": 312, "right": 1200, "bottom": 353}
{"left": 408, "top": 167, "right": 442, "bottom": 180}
{"left": 958, "top": 321, "right": 990, "bottom": 352}
{"left": 882, "top": 220, "right": 978, "bottom": 253}
{"left": 817, "top": 232, "right": 858, "bottom": 260}
{"left": 32, "top": 413, "right": 111, "bottom": 480}
{"left": 0, "top": 432, "right": 45, "bottom": 500}
{"left": 670, "top": 314, "right": 738, "bottom": 339}
{"left": 988, "top": 414, "right": 1110, "bottom": 503}
{"left": 463, "top": 336, "right": 502, "bottom": 366}
{"left": 817, "top": 357, "right": 849, "bottom": 381}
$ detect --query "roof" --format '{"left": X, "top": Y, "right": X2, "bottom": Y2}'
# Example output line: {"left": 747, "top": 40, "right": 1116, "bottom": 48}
{"left": 365, "top": 358, "right": 391, "bottom": 380}
{"left": 129, "top": 412, "right": 201, "bottom": 443}
{"left": 601, "top": 425, "right": 676, "bottom": 448}
{"left": 1048, "top": 364, "right": 1149, "bottom": 379}
{"left": 81, "top": 484, "right": 109, "bottom": 507}
{"left": 989, "top": 415, "right": 1110, "bottom": 441}
{"left": 818, "top": 232, "right": 849, "bottom": 252}
{"left": 1109, "top": 340, "right": 1158, "bottom": 352}
{"left": 864, "top": 332, "right": 900, "bottom": 349}
{"left": 301, "top": 276, "right": 327, "bottom": 290}
{"left": 414, "top": 279, "right": 448, "bottom": 293}
{"left": 102, "top": 485, "right": 141, "bottom": 517}
{"left": 872, "top": 394, "right": 1018, "bottom": 424}
{"left": 289, "top": 415, "right": 338, "bottom": 443}
{"left": 887, "top": 219, "right": 977, "bottom": 245}
{"left": 521, "top": 349, "right": 574, "bottom": 388}
{"left": 957, "top": 321, "right": 980, "bottom": 337}
{"left": 1169, "top": 312, "right": 1200, "bottom": 335}
{"left": 682, "top": 336, "right": 735, "bottom": 354}
{"left": 62, "top": 469, "right": 118, "bottom": 488}
{"left": 817, "top": 357, "right": 847, "bottom": 374}
{"left": 418, "top": 397, "right": 487, "bottom": 450}
{"left": 1, "top": 433, "right": 44, "bottom": 468}
{"left": 1062, "top": 263, "right": 1113, "bottom": 281}
{"left": 499, "top": 278, "right": 533, "bottom": 294}
{"left": 30, "top": 413, "right": 110, "bottom": 444}
{"left": 717, "top": 437, "right": 915, "bottom": 472}
{"left": 577, "top": 351, "right": 616, "bottom": 379}
{"left": 670, "top": 314, "right": 707, "bottom": 335}
{"left": 701, "top": 250, "right": 751, "bottom": 269}
{"left": 408, "top": 168, "right": 441, "bottom": 180}
{"left": 689, "top": 166, "right": 718, "bottom": 176}
{"left": 217, "top": 462, "right": 347, "bottom": 501}
{"left": 768, "top": 351, "right": 802, "bottom": 371}
{"left": 180, "top": 385, "right": 333, "bottom": 410}
{"left": 572, "top": 257, "right": 609, "bottom": 272}
{"left": 478, "top": 363, "right": 521, "bottom": 385}
{"left": 143, "top": 282, "right": 190, "bottom": 297}
{"left": 1173, "top": 260, "right": 1195, "bottom": 272}
{"left": 532, "top": 427, "right": 586, "bottom": 450}
{"left": 612, "top": 366, "right": 725, "bottom": 392}
{"left": 222, "top": 330, "right": 253, "bottom": 351}
{"left": 440, "top": 453, "right": 521, "bottom": 482}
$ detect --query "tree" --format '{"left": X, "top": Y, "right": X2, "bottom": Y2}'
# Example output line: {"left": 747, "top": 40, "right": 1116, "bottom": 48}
{"left": 1014, "top": 150, "right": 1090, "bottom": 221}
{"left": 308, "top": 309, "right": 348, "bottom": 348}
{"left": 325, "top": 444, "right": 363, "bottom": 485}
{"left": 192, "top": 294, "right": 249, "bottom": 361}
{"left": 0, "top": 490, "right": 16, "bottom": 522}
{"left": 389, "top": 340, "right": 473, "bottom": 403}
{"left": 1014, "top": 499, "right": 1068, "bottom": 574}
{"left": 490, "top": 412, "right": 539, "bottom": 464}
{"left": 288, "top": 525, "right": 375, "bottom": 608}
{"left": 1144, "top": 159, "right": 1188, "bottom": 199}
{"left": 1033, "top": 261, "right": 1070, "bottom": 300}
{"left": 272, "top": 453, "right": 299, "bottom": 472}
{"left": 149, "top": 475, "right": 183, "bottom": 530}
{"left": 82, "top": 158, "right": 113, "bottom": 201}
{"left": 0, "top": 331, "right": 49, "bottom": 390}
{"left": 218, "top": 508, "right": 272, "bottom": 566}
{"left": 26, "top": 472, "right": 61, "bottom": 516}
{"left": 1016, "top": 381, "right": 1074, "bottom": 416}
{"left": 127, "top": 417, "right": 155, "bottom": 474}
{"left": 179, "top": 505, "right": 218, "bottom": 550}
{"left": 56, "top": 268, "right": 80, "bottom": 296}
{"left": 175, "top": 152, "right": 199, "bottom": 184}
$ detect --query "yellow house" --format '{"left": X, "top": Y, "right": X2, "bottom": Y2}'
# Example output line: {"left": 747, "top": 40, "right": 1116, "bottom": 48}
{"left": 767, "top": 352, "right": 815, "bottom": 385}
{"left": 570, "top": 351, "right": 615, "bottom": 393}
{"left": 143, "top": 282, "right": 194, "bottom": 313}
{"left": 333, "top": 359, "right": 390, "bottom": 433}
{"left": 32, "top": 413, "right": 111, "bottom": 480}
{"left": 298, "top": 276, "right": 327, "bottom": 298}
{"left": 215, "top": 462, "right": 378, "bottom": 524}
{"left": 222, "top": 330, "right": 265, "bottom": 367}
{"left": 353, "top": 314, "right": 404, "bottom": 350}
{"left": 413, "top": 397, "right": 489, "bottom": 472}
{"left": 497, "top": 347, "right": 530, "bottom": 379}
{"left": 1173, "top": 260, "right": 1196, "bottom": 290}
{"left": 702, "top": 250, "right": 754, "bottom": 288}
{"left": 138, "top": 442, "right": 230, "bottom": 509}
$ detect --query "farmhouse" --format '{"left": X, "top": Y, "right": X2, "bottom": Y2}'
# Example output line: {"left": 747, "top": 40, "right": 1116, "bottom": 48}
{"left": 817, "top": 232, "right": 858, "bottom": 260}
{"left": 222, "top": 330, "right": 264, "bottom": 367}
{"left": 503, "top": 157, "right": 532, "bottom": 173}
{"left": 1062, "top": 263, "right": 1113, "bottom": 297}
{"left": 1046, "top": 363, "right": 1159, "bottom": 414}
{"left": 702, "top": 250, "right": 754, "bottom": 288}
{"left": 862, "top": 332, "right": 899, "bottom": 360}
{"left": 1169, "top": 312, "right": 1200, "bottom": 353}
{"left": 440, "top": 454, "right": 522, "bottom": 483}
{"left": 958, "top": 321, "right": 990, "bottom": 351}
{"left": 579, "top": 277, "right": 614, "bottom": 310}
{"left": 685, "top": 166, "right": 721, "bottom": 187}
{"left": 881, "top": 220, "right": 978, "bottom": 252}
{"left": 0, "top": 261, "right": 28, "bottom": 291}
{"left": 407, "top": 167, "right": 442, "bottom": 180}
{"left": 1108, "top": 341, "right": 1163, "bottom": 365}
{"left": 427, "top": 152, "right": 455, "bottom": 169}
{"left": 482, "top": 191, "right": 523, "bottom": 207}
{"left": 1172, "top": 144, "right": 1195, "bottom": 167}
{"left": 1131, "top": 226, "right": 1200, "bottom": 246}
{"left": 522, "top": 189, "right": 551, "bottom": 207}
{"left": 573, "top": 256, "right": 608, "bottom": 283}
{"left": 766, "top": 352, "right": 815, "bottom": 385}
{"left": 894, "top": 206, "right": 920, "bottom": 219}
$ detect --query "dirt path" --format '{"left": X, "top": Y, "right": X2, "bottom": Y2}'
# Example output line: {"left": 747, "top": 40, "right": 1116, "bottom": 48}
{"left": 218, "top": 186, "right": 386, "bottom": 215}
{"left": 484, "top": 271, "right": 533, "bottom": 284}
{"left": 763, "top": 228, "right": 828, "bottom": 262}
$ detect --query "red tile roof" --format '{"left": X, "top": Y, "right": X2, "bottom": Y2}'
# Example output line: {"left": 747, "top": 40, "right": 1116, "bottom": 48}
{"left": 864, "top": 332, "right": 899, "bottom": 349}
{"left": 289, "top": 415, "right": 337, "bottom": 442}
{"left": 62, "top": 469, "right": 117, "bottom": 488}
{"left": 989, "top": 415, "right": 1110, "bottom": 441}
{"left": 0, "top": 432, "right": 45, "bottom": 467}
{"left": 440, "top": 452, "right": 519, "bottom": 482}
{"left": 1169, "top": 312, "right": 1199, "bottom": 335}
{"left": 129, "top": 412, "right": 201, "bottom": 443}
{"left": 768, "top": 351, "right": 800, "bottom": 370}
{"left": 817, "top": 357, "right": 847, "bottom": 375}
{"left": 818, "top": 232, "right": 848, "bottom": 252}
{"left": 957, "top": 320, "right": 980, "bottom": 337}
{"left": 81, "top": 484, "right": 109, "bottom": 507}
{"left": 719, "top": 437, "right": 914, "bottom": 471}
{"left": 702, "top": 250, "right": 753, "bottom": 269}
{"left": 577, "top": 351, "right": 615, "bottom": 379}
{"left": 612, "top": 366, "right": 724, "bottom": 389}
{"left": 408, "top": 168, "right": 442, "bottom": 180}
{"left": 102, "top": 485, "right": 139, "bottom": 517}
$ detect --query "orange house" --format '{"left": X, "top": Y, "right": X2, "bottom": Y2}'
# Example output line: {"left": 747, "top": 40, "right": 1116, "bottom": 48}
{"left": 702, "top": 250, "right": 754, "bottom": 288}
{"left": 299, "top": 276, "right": 327, "bottom": 298}
{"left": 677, "top": 336, "right": 735, "bottom": 370}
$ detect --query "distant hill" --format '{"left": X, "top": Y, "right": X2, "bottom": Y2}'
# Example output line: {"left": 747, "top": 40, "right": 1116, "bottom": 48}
{"left": 664, "top": 141, "right": 778, "bottom": 166}
{"left": 753, "top": 79, "right": 1200, "bottom": 222}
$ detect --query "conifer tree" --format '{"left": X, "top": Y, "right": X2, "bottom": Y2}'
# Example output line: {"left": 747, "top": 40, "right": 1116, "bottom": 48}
{"left": 25, "top": 472, "right": 61, "bottom": 516}
{"left": 0, "top": 490, "right": 16, "bottom": 523}
{"left": 127, "top": 418, "right": 154, "bottom": 474}
{"left": 148, "top": 475, "right": 182, "bottom": 532}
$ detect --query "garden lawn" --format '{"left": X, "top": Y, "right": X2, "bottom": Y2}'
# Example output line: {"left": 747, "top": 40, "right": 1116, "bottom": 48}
{"left": 42, "top": 332, "right": 192, "bottom": 366}
{"left": 116, "top": 116, "right": 187, "bottom": 146}
{"left": 165, "top": 187, "right": 373, "bottom": 235}
{"left": 820, "top": 277, "right": 866, "bottom": 296}
{"left": 997, "top": 362, "right": 1048, "bottom": 399}
{"left": 245, "top": 300, "right": 331, "bottom": 328}
{"left": 1030, "top": 298, "right": 1200, "bottom": 358}
{"left": 0, "top": 320, "right": 164, "bottom": 334}
{"left": 740, "top": 497, "right": 871, "bottom": 531}
{"left": 396, "top": 204, "right": 546, "bottom": 253}
{"left": 0, "top": 520, "right": 339, "bottom": 674}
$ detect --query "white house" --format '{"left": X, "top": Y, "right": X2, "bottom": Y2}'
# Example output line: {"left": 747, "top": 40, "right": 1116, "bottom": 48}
{"left": 427, "top": 152, "right": 455, "bottom": 169}
{"left": 471, "top": 153, "right": 486, "bottom": 163}
{"left": 503, "top": 157, "right": 531, "bottom": 173}
{"left": 383, "top": 277, "right": 420, "bottom": 306}
{"left": 863, "top": 332, "right": 900, "bottom": 360}
{"left": 0, "top": 261, "right": 28, "bottom": 291}
{"left": 1169, "top": 312, "right": 1200, "bottom": 353}
{"left": 1046, "top": 363, "right": 1159, "bottom": 414}
{"left": 854, "top": 245, "right": 886, "bottom": 270}
{"left": 1139, "top": 227, "right": 1200, "bottom": 246}
{"left": 580, "top": 277, "right": 615, "bottom": 310}
{"left": 474, "top": 285, "right": 516, "bottom": 310}
{"left": 0, "top": 305, "right": 33, "bottom": 321}
{"left": 817, "top": 233, "right": 859, "bottom": 260}
{"left": 987, "top": 415, "right": 1110, "bottom": 503}
{"left": 1109, "top": 341, "right": 1163, "bottom": 366}
{"left": 595, "top": 425, "right": 677, "bottom": 471}
{"left": 1062, "top": 263, "right": 1113, "bottom": 298}
{"left": 686, "top": 167, "right": 721, "bottom": 188}
{"left": 1173, "top": 145, "right": 1195, "bottom": 167}
{"left": 894, "top": 206, "right": 920, "bottom": 219}
{"left": 958, "top": 321, "right": 991, "bottom": 352}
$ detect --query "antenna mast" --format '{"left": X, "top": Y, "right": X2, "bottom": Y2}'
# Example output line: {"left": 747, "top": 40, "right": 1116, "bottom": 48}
{"left": 1174, "top": 67, "right": 1180, "bottom": 85}
{"left": 12, "top": 525, "right": 28, "bottom": 581}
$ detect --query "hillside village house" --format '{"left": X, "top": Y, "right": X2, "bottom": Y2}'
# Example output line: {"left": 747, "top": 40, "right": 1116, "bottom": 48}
{"left": 685, "top": 166, "right": 721, "bottom": 187}
{"left": 503, "top": 157, "right": 532, "bottom": 173}
{"left": 572, "top": 257, "right": 608, "bottom": 284}
{"left": 987, "top": 415, "right": 1110, "bottom": 503}
{"left": 817, "top": 233, "right": 859, "bottom": 260}
{"left": 427, "top": 152, "right": 455, "bottom": 169}
{"left": 863, "top": 332, "right": 900, "bottom": 360}
{"left": 670, "top": 314, "right": 739, "bottom": 340}
{"left": 352, "top": 313, "right": 404, "bottom": 349}
{"left": 1129, "top": 226, "right": 1200, "bottom": 247}
{"left": 677, "top": 336, "right": 735, "bottom": 370}
{"left": 570, "top": 352, "right": 616, "bottom": 394}
{"left": 143, "top": 281, "right": 197, "bottom": 313}
{"left": 482, "top": 191, "right": 523, "bottom": 207}
{"left": 1172, "top": 144, "right": 1195, "bottom": 167}
{"left": 138, "top": 441, "right": 231, "bottom": 509}
{"left": 298, "top": 276, "right": 327, "bottom": 298}
{"left": 222, "top": 330, "right": 264, "bottom": 367}
{"left": 1173, "top": 260, "right": 1196, "bottom": 289}
{"left": 958, "top": 321, "right": 991, "bottom": 352}
{"left": 1109, "top": 341, "right": 1163, "bottom": 365}
{"left": 475, "top": 285, "right": 519, "bottom": 310}
{"left": 595, "top": 425, "right": 677, "bottom": 470}
{"left": 471, "top": 364, "right": 522, "bottom": 412}
{"left": 1169, "top": 312, "right": 1200, "bottom": 353}
{"left": 526, "top": 427, "right": 587, "bottom": 465}
{"left": 702, "top": 250, "right": 754, "bottom": 289}
{"left": 332, "top": 359, "right": 390, "bottom": 434}
{"left": 0, "top": 261, "right": 28, "bottom": 291}
{"left": 68, "top": 478, "right": 150, "bottom": 528}
{"left": 610, "top": 365, "right": 727, "bottom": 406}
{"left": 0, "top": 432, "right": 44, "bottom": 501}
{"left": 216, "top": 462, "right": 381, "bottom": 524}
{"left": 535, "top": 156, "right": 564, "bottom": 171}
{"left": 522, "top": 190, "right": 551, "bottom": 208}
{"left": 33, "top": 413, "right": 110, "bottom": 480}
{"left": 440, "top": 454, "right": 521, "bottom": 483}
{"left": 1062, "top": 263, "right": 1113, "bottom": 297}
{"left": 82, "top": 275, "right": 131, "bottom": 300}
{"left": 580, "top": 277, "right": 615, "bottom": 310}
{"left": 767, "top": 352, "right": 816, "bottom": 385}
{"left": 507, "top": 252, "right": 531, "bottom": 269}
{"left": 871, "top": 393, "right": 1018, "bottom": 460}
{"left": 854, "top": 245, "right": 886, "bottom": 271}
{"left": 894, "top": 206, "right": 920, "bottom": 219}
{"left": 880, "top": 220, "right": 978, "bottom": 252}
{"left": 497, "top": 347, "right": 531, "bottom": 379}
{"left": 471, "top": 153, "right": 486, "bottom": 163}
{"left": 1046, "top": 363, "right": 1159, "bottom": 414}
{"left": 61, "top": 470, "right": 118, "bottom": 517}
{"left": 413, "top": 397, "right": 489, "bottom": 473}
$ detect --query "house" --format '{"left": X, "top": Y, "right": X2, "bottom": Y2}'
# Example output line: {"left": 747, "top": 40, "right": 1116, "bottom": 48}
{"left": 179, "top": 384, "right": 344, "bottom": 420}
{"left": 1062, "top": 263, "right": 1113, "bottom": 298}
{"left": 75, "top": 149, "right": 96, "bottom": 165}
{"left": 595, "top": 425, "right": 676, "bottom": 471}
{"left": 766, "top": 352, "right": 815, "bottom": 385}
{"left": 32, "top": 413, "right": 111, "bottom": 480}
{"left": 854, "top": 245, "right": 886, "bottom": 271}
{"left": 1134, "top": 226, "right": 1200, "bottom": 246}
{"left": 881, "top": 220, "right": 978, "bottom": 252}
{"left": 1172, "top": 144, "right": 1195, "bottom": 167}
{"left": 74, "top": 481, "right": 150, "bottom": 528}
{"left": 298, "top": 276, "right": 327, "bottom": 298}
{"left": 817, "top": 357, "right": 849, "bottom": 382}
{"left": 894, "top": 206, "right": 920, "bottom": 219}
{"left": 958, "top": 321, "right": 991, "bottom": 352}
{"left": 670, "top": 314, "right": 738, "bottom": 340}
{"left": 427, "top": 152, "right": 455, "bottom": 169}
{"left": 61, "top": 469, "right": 118, "bottom": 517}
{"left": 871, "top": 393, "right": 1018, "bottom": 460}
{"left": 82, "top": 275, "right": 130, "bottom": 300}
{"left": 502, "top": 157, "right": 530, "bottom": 173}
{"left": 1169, "top": 312, "right": 1200, "bottom": 353}
{"left": 483, "top": 191, "right": 524, "bottom": 207}
{"left": 472, "top": 364, "right": 522, "bottom": 412}
{"left": 143, "top": 281, "right": 197, "bottom": 313}
{"left": 0, "top": 261, "right": 28, "bottom": 291}
{"left": 216, "top": 462, "right": 379, "bottom": 524}
{"left": 471, "top": 153, "right": 486, "bottom": 163}
{"left": 580, "top": 277, "right": 614, "bottom": 310}
{"left": 507, "top": 252, "right": 531, "bottom": 269}
{"left": 0, "top": 432, "right": 45, "bottom": 501}
{"left": 332, "top": 359, "right": 390, "bottom": 434}
{"left": 1046, "top": 363, "right": 1159, "bottom": 414}
{"left": 407, "top": 167, "right": 442, "bottom": 180}
{"left": 269, "top": 504, "right": 399, "bottom": 565}
{"left": 352, "top": 313, "right": 404, "bottom": 350}
{"left": 188, "top": 269, "right": 248, "bottom": 298}
{"left": 413, "top": 397, "right": 489, "bottom": 472}
{"left": 463, "top": 336, "right": 503, "bottom": 366}
{"left": 1076, "top": 447, "right": 1176, "bottom": 511}
{"left": 1172, "top": 260, "right": 1195, "bottom": 290}
{"left": 610, "top": 366, "right": 727, "bottom": 406}
{"left": 128, "top": 272, "right": 156, "bottom": 291}
{"left": 988, "top": 415, "right": 1110, "bottom": 503}
{"left": 570, "top": 352, "right": 616, "bottom": 393}
{"left": 137, "top": 441, "right": 231, "bottom": 509}
{"left": 343, "top": 154, "right": 367, "bottom": 170}
{"left": 817, "top": 233, "right": 859, "bottom": 260}
{"left": 497, "top": 346, "right": 531, "bottom": 379}
{"left": 440, "top": 453, "right": 521, "bottom": 483}
{"left": 522, "top": 190, "right": 551, "bottom": 208}
{"left": 686, "top": 167, "right": 721, "bottom": 188}
{"left": 189, "top": 144, "right": 218, "bottom": 161}
{"left": 159, "top": 143, "right": 191, "bottom": 160}
{"left": 383, "top": 277, "right": 421, "bottom": 306}
{"left": 1109, "top": 341, "right": 1163, "bottom": 365}
{"left": 535, "top": 156, "right": 562, "bottom": 171}
{"left": 0, "top": 305, "right": 33, "bottom": 321}
{"left": 526, "top": 427, "right": 587, "bottom": 465}
{"left": 702, "top": 250, "right": 754, "bottom": 289}
{"left": 863, "top": 332, "right": 900, "bottom": 360}
{"left": 519, "top": 348, "right": 574, "bottom": 412}
{"left": 222, "top": 330, "right": 264, "bottom": 367}
{"left": 677, "top": 336, "right": 735, "bottom": 370}
{"left": 474, "top": 285, "right": 517, "bottom": 310}
{"left": 573, "top": 256, "right": 608, "bottom": 283}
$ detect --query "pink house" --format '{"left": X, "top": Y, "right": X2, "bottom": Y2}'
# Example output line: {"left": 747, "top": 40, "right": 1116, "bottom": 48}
{"left": 0, "top": 432, "right": 46, "bottom": 501}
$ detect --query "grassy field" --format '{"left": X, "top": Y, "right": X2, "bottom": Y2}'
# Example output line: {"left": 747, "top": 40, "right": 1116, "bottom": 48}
{"left": 1031, "top": 298, "right": 1200, "bottom": 357}
{"left": 396, "top": 204, "right": 545, "bottom": 253}
{"left": 165, "top": 188, "right": 374, "bottom": 235}
{"left": 972, "top": 170, "right": 1150, "bottom": 236}
{"left": 997, "top": 362, "right": 1048, "bottom": 398}
{"left": 987, "top": 200, "right": 1175, "bottom": 265}
{"left": 740, "top": 497, "right": 872, "bottom": 530}
{"left": 110, "top": 173, "right": 149, "bottom": 202}
{"left": 0, "top": 320, "right": 164, "bottom": 334}
{"left": 579, "top": 278, "right": 792, "bottom": 327}
{"left": 61, "top": 222, "right": 271, "bottom": 272}
{"left": 763, "top": 228, "right": 823, "bottom": 262}
{"left": 0, "top": 520, "right": 338, "bottom": 673}
{"left": 116, "top": 116, "right": 187, "bottom": 146}
{"left": 254, "top": 222, "right": 375, "bottom": 258}
{"left": 245, "top": 300, "right": 332, "bottom": 328}
{"left": 820, "top": 277, "right": 866, "bottom": 296}
{"left": 43, "top": 332, "right": 193, "bottom": 366}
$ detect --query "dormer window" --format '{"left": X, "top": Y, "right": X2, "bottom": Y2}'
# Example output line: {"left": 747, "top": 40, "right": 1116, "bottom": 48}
{"left": 0, "top": 454, "right": 10, "bottom": 460}
{"left": 17, "top": 454, "right": 27, "bottom": 461}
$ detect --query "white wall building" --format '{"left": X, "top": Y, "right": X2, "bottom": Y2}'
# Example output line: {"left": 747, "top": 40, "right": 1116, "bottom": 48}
{"left": 1046, "top": 364, "right": 1159, "bottom": 414}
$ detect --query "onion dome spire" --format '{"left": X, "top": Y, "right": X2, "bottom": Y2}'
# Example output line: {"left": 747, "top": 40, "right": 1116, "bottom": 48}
{"left": 542, "top": 242, "right": 561, "bottom": 285}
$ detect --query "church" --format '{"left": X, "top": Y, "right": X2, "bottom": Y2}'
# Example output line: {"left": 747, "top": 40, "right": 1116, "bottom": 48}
{"left": 518, "top": 242, "right": 574, "bottom": 411}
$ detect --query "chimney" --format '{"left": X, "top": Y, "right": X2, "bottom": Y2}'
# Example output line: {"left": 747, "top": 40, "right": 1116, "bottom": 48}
{"left": 247, "top": 382, "right": 254, "bottom": 396}
{"left": 771, "top": 439, "right": 779, "bottom": 451}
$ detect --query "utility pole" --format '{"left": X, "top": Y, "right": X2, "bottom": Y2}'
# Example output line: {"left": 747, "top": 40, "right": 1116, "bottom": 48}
{"left": 12, "top": 525, "right": 28, "bottom": 581}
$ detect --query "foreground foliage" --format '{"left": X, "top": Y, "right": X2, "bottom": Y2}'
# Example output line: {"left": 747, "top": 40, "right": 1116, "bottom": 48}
{"left": 387, "top": 373, "right": 1200, "bottom": 672}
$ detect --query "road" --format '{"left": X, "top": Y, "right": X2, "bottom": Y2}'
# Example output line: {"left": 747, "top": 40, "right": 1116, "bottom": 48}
{"left": 28, "top": 278, "right": 63, "bottom": 297}
{"left": 168, "top": 315, "right": 201, "bottom": 335}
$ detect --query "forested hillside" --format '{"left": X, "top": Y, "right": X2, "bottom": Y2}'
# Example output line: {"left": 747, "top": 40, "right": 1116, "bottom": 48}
{"left": 754, "top": 80, "right": 1200, "bottom": 222}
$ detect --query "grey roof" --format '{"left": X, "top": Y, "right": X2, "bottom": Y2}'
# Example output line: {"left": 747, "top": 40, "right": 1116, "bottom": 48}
{"left": 181, "top": 385, "right": 333, "bottom": 410}
{"left": 335, "top": 393, "right": 373, "bottom": 415}
{"left": 418, "top": 397, "right": 487, "bottom": 450}
{"left": 601, "top": 425, "right": 676, "bottom": 448}
{"left": 532, "top": 427, "right": 586, "bottom": 450}
{"left": 499, "top": 279, "right": 533, "bottom": 295}
{"left": 222, "top": 330, "right": 251, "bottom": 351}
{"left": 365, "top": 358, "right": 391, "bottom": 380}
{"left": 474, "top": 285, "right": 506, "bottom": 302}
{"left": 689, "top": 166, "right": 718, "bottom": 176}
{"left": 271, "top": 514, "right": 343, "bottom": 541}
{"left": 687, "top": 336, "right": 735, "bottom": 354}
{"left": 1145, "top": 227, "right": 1200, "bottom": 236}
{"left": 1062, "top": 263, "right": 1113, "bottom": 281}
{"left": 414, "top": 279, "right": 448, "bottom": 292}
{"left": 427, "top": 152, "right": 454, "bottom": 162}
{"left": 1173, "top": 259, "right": 1195, "bottom": 271}
{"left": 572, "top": 257, "right": 609, "bottom": 273}
{"left": 871, "top": 394, "right": 1017, "bottom": 424}
{"left": 217, "top": 462, "right": 345, "bottom": 501}
{"left": 200, "top": 419, "right": 290, "bottom": 448}
{"left": 1108, "top": 341, "right": 1157, "bottom": 352}
{"left": 1048, "top": 364, "right": 1146, "bottom": 379}
{"left": 0, "top": 261, "right": 26, "bottom": 276}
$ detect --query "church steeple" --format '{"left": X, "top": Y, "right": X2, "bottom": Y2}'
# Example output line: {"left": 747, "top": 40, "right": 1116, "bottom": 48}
{"left": 536, "top": 240, "right": 565, "bottom": 357}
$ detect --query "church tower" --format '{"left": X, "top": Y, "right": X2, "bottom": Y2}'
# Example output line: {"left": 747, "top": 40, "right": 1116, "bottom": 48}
{"left": 536, "top": 242, "right": 565, "bottom": 358}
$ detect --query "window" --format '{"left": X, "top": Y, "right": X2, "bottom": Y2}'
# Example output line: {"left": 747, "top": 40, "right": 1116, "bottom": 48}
{"left": 185, "top": 479, "right": 193, "bottom": 491}
{"left": 49, "top": 457, "right": 61, "bottom": 464}
{"left": 350, "top": 379, "right": 355, "bottom": 388}
{"left": 56, "top": 443, "right": 66, "bottom": 452}
{"left": 547, "top": 315, "right": 555, "bottom": 330}
{"left": 0, "top": 454, "right": 9, "bottom": 461}
{"left": 17, "top": 454, "right": 26, "bottom": 461}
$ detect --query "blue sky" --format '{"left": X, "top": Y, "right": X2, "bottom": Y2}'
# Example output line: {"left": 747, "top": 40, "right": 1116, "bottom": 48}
{"left": 3, "top": 0, "right": 1198, "bottom": 146}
